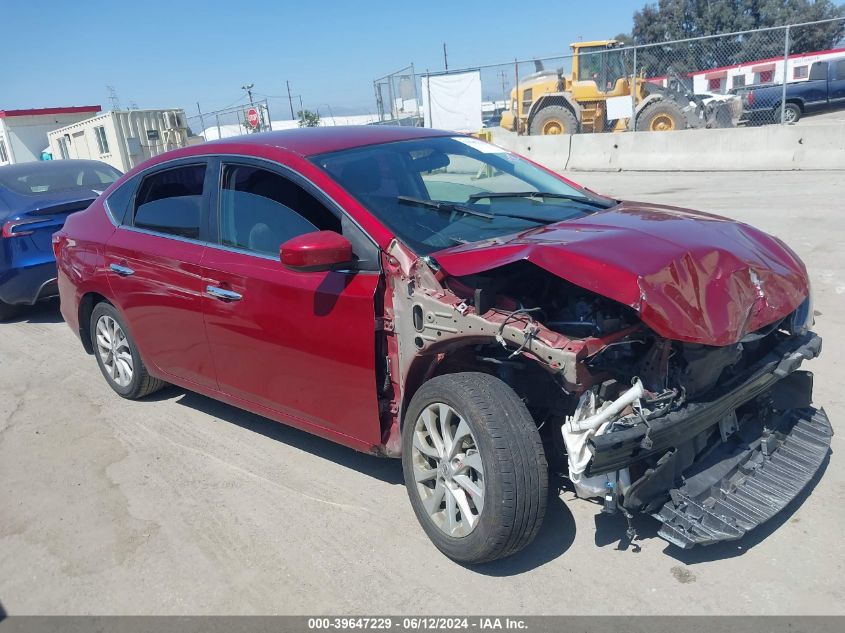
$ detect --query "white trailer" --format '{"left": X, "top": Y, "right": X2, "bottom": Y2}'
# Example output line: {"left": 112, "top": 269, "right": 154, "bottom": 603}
{"left": 48, "top": 109, "right": 188, "bottom": 173}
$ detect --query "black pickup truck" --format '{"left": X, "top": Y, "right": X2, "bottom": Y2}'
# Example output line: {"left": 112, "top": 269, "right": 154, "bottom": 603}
{"left": 738, "top": 56, "right": 845, "bottom": 123}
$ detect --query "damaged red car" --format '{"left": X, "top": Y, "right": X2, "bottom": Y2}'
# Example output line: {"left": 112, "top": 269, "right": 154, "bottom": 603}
{"left": 54, "top": 127, "right": 831, "bottom": 564}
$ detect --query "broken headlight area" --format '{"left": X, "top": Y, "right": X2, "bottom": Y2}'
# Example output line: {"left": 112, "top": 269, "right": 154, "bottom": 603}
{"left": 560, "top": 327, "right": 828, "bottom": 548}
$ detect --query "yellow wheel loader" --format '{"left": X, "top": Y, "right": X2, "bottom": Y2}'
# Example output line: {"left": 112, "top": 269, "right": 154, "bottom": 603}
{"left": 500, "top": 40, "right": 737, "bottom": 135}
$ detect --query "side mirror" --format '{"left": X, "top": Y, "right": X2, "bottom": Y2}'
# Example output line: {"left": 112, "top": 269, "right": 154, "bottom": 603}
{"left": 280, "top": 230, "right": 355, "bottom": 272}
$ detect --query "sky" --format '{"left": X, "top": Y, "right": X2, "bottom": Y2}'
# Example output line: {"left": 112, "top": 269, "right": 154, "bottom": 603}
{"left": 4, "top": 0, "right": 648, "bottom": 120}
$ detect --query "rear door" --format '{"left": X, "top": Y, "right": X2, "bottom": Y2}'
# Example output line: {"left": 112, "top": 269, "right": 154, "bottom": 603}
{"left": 105, "top": 159, "right": 217, "bottom": 389}
{"left": 201, "top": 158, "right": 383, "bottom": 445}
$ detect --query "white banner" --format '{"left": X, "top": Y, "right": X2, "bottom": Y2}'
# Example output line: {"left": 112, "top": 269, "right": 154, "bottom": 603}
{"left": 422, "top": 71, "right": 482, "bottom": 132}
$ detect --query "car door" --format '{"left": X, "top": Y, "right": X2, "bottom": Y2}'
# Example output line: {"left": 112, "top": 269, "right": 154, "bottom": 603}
{"left": 201, "top": 158, "right": 383, "bottom": 446}
{"left": 829, "top": 59, "right": 845, "bottom": 107}
{"left": 803, "top": 61, "right": 831, "bottom": 111}
{"left": 105, "top": 159, "right": 218, "bottom": 389}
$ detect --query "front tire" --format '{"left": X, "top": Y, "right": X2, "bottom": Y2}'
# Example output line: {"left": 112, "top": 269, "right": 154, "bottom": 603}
{"left": 90, "top": 302, "right": 165, "bottom": 399}
{"left": 636, "top": 99, "right": 686, "bottom": 131}
{"left": 402, "top": 372, "right": 548, "bottom": 564}
{"left": 529, "top": 105, "right": 578, "bottom": 135}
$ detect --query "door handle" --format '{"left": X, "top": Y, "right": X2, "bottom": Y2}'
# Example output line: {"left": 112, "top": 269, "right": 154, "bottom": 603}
{"left": 109, "top": 263, "right": 134, "bottom": 276}
{"left": 206, "top": 285, "right": 242, "bottom": 301}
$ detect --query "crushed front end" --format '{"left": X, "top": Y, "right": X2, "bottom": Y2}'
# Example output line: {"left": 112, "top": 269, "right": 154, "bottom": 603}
{"left": 381, "top": 221, "right": 832, "bottom": 549}
{"left": 575, "top": 328, "right": 830, "bottom": 548}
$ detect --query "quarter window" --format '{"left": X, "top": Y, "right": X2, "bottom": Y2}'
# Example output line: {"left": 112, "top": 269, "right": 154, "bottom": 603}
{"left": 133, "top": 165, "right": 205, "bottom": 239}
{"left": 94, "top": 126, "right": 109, "bottom": 154}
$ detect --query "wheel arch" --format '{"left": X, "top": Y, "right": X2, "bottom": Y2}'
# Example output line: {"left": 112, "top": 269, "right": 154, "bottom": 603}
{"left": 527, "top": 94, "right": 580, "bottom": 131}
{"left": 398, "top": 340, "right": 560, "bottom": 432}
{"left": 78, "top": 291, "right": 113, "bottom": 354}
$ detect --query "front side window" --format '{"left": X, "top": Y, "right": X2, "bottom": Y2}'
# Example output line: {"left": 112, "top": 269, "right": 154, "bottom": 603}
{"left": 809, "top": 62, "right": 828, "bottom": 81}
{"left": 314, "top": 136, "right": 613, "bottom": 255}
{"left": 219, "top": 164, "right": 341, "bottom": 257}
{"left": 133, "top": 164, "right": 205, "bottom": 239}
{"left": 94, "top": 126, "right": 109, "bottom": 154}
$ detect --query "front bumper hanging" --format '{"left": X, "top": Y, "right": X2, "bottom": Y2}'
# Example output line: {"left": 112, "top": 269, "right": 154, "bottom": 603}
{"left": 655, "top": 405, "right": 832, "bottom": 549}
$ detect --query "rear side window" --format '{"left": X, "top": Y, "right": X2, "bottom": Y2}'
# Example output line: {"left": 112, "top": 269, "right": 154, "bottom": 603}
{"left": 133, "top": 165, "right": 205, "bottom": 239}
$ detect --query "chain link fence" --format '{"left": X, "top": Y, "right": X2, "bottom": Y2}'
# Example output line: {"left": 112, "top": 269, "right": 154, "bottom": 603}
{"left": 373, "top": 65, "right": 423, "bottom": 125}
{"left": 374, "top": 17, "right": 845, "bottom": 133}
{"left": 186, "top": 99, "right": 273, "bottom": 141}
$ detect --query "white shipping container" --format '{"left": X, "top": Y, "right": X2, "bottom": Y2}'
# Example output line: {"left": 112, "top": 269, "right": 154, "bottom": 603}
{"left": 47, "top": 109, "right": 189, "bottom": 172}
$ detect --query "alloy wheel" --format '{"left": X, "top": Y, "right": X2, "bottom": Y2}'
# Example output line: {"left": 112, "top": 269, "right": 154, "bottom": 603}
{"left": 410, "top": 403, "right": 485, "bottom": 537}
{"left": 95, "top": 315, "right": 134, "bottom": 387}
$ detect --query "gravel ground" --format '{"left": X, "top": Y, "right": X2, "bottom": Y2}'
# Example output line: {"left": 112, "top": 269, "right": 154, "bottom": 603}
{"left": 0, "top": 170, "right": 842, "bottom": 615}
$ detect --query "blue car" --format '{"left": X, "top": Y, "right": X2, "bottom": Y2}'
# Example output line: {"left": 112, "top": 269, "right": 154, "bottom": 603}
{"left": 0, "top": 160, "right": 121, "bottom": 320}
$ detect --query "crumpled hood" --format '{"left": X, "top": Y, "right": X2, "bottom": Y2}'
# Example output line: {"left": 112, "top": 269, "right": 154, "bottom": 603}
{"left": 432, "top": 202, "right": 809, "bottom": 346}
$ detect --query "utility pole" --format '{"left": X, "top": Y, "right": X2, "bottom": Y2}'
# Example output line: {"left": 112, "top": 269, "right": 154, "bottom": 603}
{"left": 498, "top": 69, "right": 508, "bottom": 108}
{"left": 242, "top": 83, "right": 255, "bottom": 106}
{"left": 196, "top": 103, "right": 206, "bottom": 136}
{"left": 286, "top": 81, "right": 295, "bottom": 119}
{"left": 106, "top": 85, "right": 122, "bottom": 111}
{"left": 443, "top": 43, "right": 448, "bottom": 70}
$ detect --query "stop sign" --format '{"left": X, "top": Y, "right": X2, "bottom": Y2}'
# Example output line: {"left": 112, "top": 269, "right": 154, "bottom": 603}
{"left": 246, "top": 107, "right": 259, "bottom": 128}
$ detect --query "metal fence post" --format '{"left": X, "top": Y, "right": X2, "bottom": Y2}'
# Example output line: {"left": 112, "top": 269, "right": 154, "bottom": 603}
{"left": 629, "top": 45, "right": 638, "bottom": 131}
{"left": 411, "top": 63, "right": 419, "bottom": 117}
{"left": 514, "top": 59, "right": 520, "bottom": 135}
{"left": 387, "top": 76, "right": 396, "bottom": 122}
{"left": 426, "top": 72, "right": 433, "bottom": 128}
{"left": 781, "top": 25, "right": 791, "bottom": 125}
{"left": 215, "top": 115, "right": 222, "bottom": 140}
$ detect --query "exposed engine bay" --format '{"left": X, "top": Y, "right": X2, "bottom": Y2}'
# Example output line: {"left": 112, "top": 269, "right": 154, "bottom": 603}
{"left": 380, "top": 243, "right": 831, "bottom": 548}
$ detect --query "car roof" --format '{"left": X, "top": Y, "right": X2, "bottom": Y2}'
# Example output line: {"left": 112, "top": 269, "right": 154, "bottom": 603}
{"left": 203, "top": 126, "right": 455, "bottom": 157}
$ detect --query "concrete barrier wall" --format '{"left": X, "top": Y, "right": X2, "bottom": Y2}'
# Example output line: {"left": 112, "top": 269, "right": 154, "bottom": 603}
{"left": 491, "top": 123, "right": 845, "bottom": 171}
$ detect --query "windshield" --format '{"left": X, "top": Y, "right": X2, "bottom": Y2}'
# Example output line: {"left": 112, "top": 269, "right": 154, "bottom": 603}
{"left": 0, "top": 161, "right": 121, "bottom": 196}
{"left": 312, "top": 136, "right": 613, "bottom": 255}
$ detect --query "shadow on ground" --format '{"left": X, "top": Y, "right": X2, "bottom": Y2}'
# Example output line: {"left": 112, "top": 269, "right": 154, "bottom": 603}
{"left": 167, "top": 387, "right": 405, "bottom": 486}
{"left": 469, "top": 475, "right": 577, "bottom": 576}
{"left": 3, "top": 299, "right": 63, "bottom": 325}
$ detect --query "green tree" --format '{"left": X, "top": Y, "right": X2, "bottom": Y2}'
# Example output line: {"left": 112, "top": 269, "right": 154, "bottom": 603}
{"left": 297, "top": 109, "right": 321, "bottom": 128}
{"left": 631, "top": 0, "right": 845, "bottom": 76}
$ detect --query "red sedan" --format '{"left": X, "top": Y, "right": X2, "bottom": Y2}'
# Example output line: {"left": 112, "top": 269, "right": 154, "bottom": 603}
{"left": 54, "top": 127, "right": 830, "bottom": 563}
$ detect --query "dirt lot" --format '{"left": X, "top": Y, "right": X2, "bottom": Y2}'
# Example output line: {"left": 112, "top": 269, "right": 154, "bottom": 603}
{"left": 0, "top": 170, "right": 842, "bottom": 615}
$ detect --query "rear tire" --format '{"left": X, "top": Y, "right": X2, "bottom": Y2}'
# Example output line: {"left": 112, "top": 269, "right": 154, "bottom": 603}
{"left": 636, "top": 99, "right": 686, "bottom": 131}
{"left": 90, "top": 302, "right": 165, "bottom": 399}
{"left": 529, "top": 105, "right": 578, "bottom": 135}
{"left": 402, "top": 372, "right": 548, "bottom": 564}
{"left": 778, "top": 103, "right": 801, "bottom": 124}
